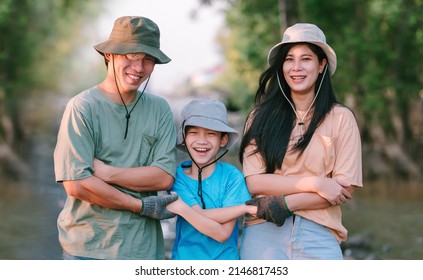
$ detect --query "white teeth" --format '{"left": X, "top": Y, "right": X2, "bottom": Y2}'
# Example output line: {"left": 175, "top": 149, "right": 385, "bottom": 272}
{"left": 194, "top": 148, "right": 208, "bottom": 152}
{"left": 128, "top": 74, "right": 140, "bottom": 80}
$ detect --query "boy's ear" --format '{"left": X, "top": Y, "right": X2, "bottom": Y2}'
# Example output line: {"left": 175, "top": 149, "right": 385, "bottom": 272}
{"left": 220, "top": 133, "right": 229, "bottom": 147}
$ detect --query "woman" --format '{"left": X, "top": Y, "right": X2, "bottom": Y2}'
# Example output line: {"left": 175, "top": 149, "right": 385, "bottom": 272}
{"left": 238, "top": 23, "right": 363, "bottom": 260}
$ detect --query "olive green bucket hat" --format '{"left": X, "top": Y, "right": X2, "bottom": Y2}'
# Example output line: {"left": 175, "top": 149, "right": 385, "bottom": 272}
{"left": 94, "top": 16, "right": 171, "bottom": 64}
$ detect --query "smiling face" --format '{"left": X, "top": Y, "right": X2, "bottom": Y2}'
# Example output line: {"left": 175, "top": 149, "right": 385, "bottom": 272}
{"left": 105, "top": 52, "right": 156, "bottom": 95}
{"left": 184, "top": 126, "right": 228, "bottom": 168}
{"left": 282, "top": 44, "right": 327, "bottom": 97}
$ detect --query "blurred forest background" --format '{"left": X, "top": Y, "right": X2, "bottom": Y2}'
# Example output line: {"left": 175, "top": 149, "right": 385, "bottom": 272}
{"left": 0, "top": 0, "right": 422, "bottom": 260}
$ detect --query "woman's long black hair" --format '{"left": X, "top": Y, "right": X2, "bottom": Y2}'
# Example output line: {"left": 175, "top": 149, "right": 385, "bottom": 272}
{"left": 239, "top": 42, "right": 338, "bottom": 173}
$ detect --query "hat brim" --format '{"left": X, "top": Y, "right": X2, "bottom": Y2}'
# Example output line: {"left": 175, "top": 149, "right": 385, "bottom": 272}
{"left": 176, "top": 117, "right": 239, "bottom": 152}
{"left": 94, "top": 40, "right": 171, "bottom": 64}
{"left": 267, "top": 41, "right": 336, "bottom": 76}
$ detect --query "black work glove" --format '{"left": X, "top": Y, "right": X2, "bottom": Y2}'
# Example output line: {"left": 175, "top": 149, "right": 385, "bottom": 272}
{"left": 245, "top": 195, "right": 293, "bottom": 227}
{"left": 140, "top": 192, "right": 178, "bottom": 220}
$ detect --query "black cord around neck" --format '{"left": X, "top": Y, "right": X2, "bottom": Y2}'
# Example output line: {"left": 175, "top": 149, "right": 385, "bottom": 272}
{"left": 112, "top": 57, "right": 150, "bottom": 139}
{"left": 185, "top": 147, "right": 228, "bottom": 209}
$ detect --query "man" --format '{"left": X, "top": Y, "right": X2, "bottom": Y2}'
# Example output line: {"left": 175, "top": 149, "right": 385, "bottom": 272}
{"left": 53, "top": 16, "right": 178, "bottom": 260}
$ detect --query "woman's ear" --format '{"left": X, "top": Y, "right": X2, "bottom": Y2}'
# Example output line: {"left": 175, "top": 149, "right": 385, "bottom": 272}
{"left": 319, "top": 58, "right": 328, "bottom": 73}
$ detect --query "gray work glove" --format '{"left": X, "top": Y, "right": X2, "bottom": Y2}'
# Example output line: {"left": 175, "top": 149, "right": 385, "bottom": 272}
{"left": 140, "top": 192, "right": 178, "bottom": 220}
{"left": 245, "top": 195, "right": 293, "bottom": 227}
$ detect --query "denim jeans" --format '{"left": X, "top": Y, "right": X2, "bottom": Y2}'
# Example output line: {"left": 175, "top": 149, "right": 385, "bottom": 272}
{"left": 239, "top": 216, "right": 343, "bottom": 260}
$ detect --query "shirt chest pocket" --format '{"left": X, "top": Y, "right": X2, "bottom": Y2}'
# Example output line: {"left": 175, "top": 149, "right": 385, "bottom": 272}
{"left": 138, "top": 134, "right": 157, "bottom": 166}
{"left": 302, "top": 134, "right": 336, "bottom": 176}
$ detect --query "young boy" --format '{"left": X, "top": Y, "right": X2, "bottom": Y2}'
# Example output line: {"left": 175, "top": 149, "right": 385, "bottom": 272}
{"left": 166, "top": 98, "right": 256, "bottom": 260}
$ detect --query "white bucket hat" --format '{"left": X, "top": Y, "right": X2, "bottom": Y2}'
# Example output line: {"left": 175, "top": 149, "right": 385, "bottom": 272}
{"left": 177, "top": 99, "right": 239, "bottom": 152}
{"left": 267, "top": 23, "right": 337, "bottom": 75}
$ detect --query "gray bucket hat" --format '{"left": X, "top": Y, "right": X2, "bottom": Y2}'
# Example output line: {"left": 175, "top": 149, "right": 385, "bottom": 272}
{"left": 94, "top": 16, "right": 171, "bottom": 64}
{"left": 267, "top": 23, "right": 337, "bottom": 75}
{"left": 177, "top": 99, "right": 239, "bottom": 152}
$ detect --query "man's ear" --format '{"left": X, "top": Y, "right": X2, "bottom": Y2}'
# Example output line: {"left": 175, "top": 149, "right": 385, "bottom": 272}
{"left": 104, "top": 53, "right": 112, "bottom": 61}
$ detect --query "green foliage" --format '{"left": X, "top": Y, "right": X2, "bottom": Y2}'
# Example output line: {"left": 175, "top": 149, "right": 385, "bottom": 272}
{"left": 0, "top": 0, "right": 101, "bottom": 100}
{"left": 214, "top": 0, "right": 281, "bottom": 112}
{"left": 306, "top": 0, "right": 423, "bottom": 142}
{"left": 0, "top": 0, "right": 102, "bottom": 147}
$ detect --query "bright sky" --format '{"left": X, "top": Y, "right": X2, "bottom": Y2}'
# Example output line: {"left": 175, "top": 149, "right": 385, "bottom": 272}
{"left": 94, "top": 0, "right": 225, "bottom": 94}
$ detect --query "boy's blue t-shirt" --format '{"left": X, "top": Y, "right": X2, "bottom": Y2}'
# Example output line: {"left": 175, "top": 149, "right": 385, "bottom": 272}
{"left": 171, "top": 161, "right": 251, "bottom": 260}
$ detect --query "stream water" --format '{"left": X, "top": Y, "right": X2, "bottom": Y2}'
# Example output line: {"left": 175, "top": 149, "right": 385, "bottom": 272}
{"left": 0, "top": 129, "right": 422, "bottom": 260}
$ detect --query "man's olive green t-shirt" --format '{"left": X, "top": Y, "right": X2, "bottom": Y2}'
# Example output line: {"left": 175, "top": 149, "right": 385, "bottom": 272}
{"left": 54, "top": 86, "right": 177, "bottom": 259}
